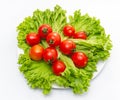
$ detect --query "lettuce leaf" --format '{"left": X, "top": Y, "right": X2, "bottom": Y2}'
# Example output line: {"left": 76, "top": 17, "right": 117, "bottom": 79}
{"left": 69, "top": 10, "right": 104, "bottom": 36}
{"left": 17, "top": 5, "right": 112, "bottom": 94}
{"left": 17, "top": 5, "right": 67, "bottom": 52}
{"left": 60, "top": 53, "right": 95, "bottom": 93}
{"left": 18, "top": 53, "right": 54, "bottom": 94}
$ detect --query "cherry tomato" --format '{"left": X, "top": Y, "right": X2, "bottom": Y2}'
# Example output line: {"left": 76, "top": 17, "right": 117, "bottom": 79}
{"left": 43, "top": 47, "right": 58, "bottom": 63}
{"left": 29, "top": 44, "right": 44, "bottom": 61}
{"left": 46, "top": 32, "right": 61, "bottom": 47}
{"left": 60, "top": 40, "right": 76, "bottom": 55}
{"left": 63, "top": 25, "right": 75, "bottom": 37}
{"left": 73, "top": 31, "right": 87, "bottom": 39}
{"left": 38, "top": 24, "right": 52, "bottom": 38}
{"left": 52, "top": 60, "right": 66, "bottom": 76}
{"left": 26, "top": 33, "right": 40, "bottom": 46}
{"left": 71, "top": 52, "right": 88, "bottom": 68}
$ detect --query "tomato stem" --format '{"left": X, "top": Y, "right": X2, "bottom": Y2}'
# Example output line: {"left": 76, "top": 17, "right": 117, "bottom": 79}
{"left": 49, "top": 39, "right": 54, "bottom": 44}
{"left": 72, "top": 48, "right": 76, "bottom": 53}
{"left": 42, "top": 28, "right": 48, "bottom": 34}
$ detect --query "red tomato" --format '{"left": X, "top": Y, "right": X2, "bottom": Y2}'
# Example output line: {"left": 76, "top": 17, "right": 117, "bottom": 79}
{"left": 26, "top": 33, "right": 40, "bottom": 46}
{"left": 52, "top": 60, "right": 66, "bottom": 76}
{"left": 38, "top": 24, "right": 52, "bottom": 38}
{"left": 29, "top": 45, "right": 44, "bottom": 61}
{"left": 71, "top": 52, "right": 88, "bottom": 68}
{"left": 73, "top": 31, "right": 87, "bottom": 39}
{"left": 46, "top": 32, "right": 61, "bottom": 47}
{"left": 60, "top": 40, "right": 76, "bottom": 55}
{"left": 43, "top": 47, "right": 58, "bottom": 63}
{"left": 63, "top": 25, "right": 75, "bottom": 37}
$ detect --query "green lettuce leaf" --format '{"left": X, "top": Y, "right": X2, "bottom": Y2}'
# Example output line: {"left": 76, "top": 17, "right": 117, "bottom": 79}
{"left": 69, "top": 10, "right": 104, "bottom": 36}
{"left": 17, "top": 5, "right": 67, "bottom": 52}
{"left": 18, "top": 53, "right": 54, "bottom": 94}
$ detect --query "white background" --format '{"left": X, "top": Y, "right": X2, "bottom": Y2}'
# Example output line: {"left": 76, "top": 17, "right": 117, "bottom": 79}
{"left": 0, "top": 0, "right": 120, "bottom": 100}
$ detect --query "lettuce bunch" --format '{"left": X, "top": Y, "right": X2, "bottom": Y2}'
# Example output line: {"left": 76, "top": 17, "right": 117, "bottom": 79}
{"left": 17, "top": 5, "right": 112, "bottom": 94}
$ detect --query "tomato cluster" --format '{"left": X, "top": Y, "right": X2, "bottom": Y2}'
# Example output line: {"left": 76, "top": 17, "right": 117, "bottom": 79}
{"left": 26, "top": 24, "right": 88, "bottom": 76}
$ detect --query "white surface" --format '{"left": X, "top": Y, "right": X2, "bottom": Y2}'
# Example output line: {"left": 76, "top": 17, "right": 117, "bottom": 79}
{"left": 0, "top": 0, "right": 120, "bottom": 100}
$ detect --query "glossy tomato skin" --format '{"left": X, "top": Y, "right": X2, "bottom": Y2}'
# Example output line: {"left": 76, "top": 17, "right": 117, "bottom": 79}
{"left": 38, "top": 24, "right": 52, "bottom": 38}
{"left": 63, "top": 25, "right": 75, "bottom": 37}
{"left": 43, "top": 47, "right": 58, "bottom": 63}
{"left": 71, "top": 52, "right": 88, "bottom": 68}
{"left": 29, "top": 45, "right": 44, "bottom": 61}
{"left": 26, "top": 33, "right": 40, "bottom": 46}
{"left": 60, "top": 40, "right": 76, "bottom": 55}
{"left": 46, "top": 32, "right": 61, "bottom": 47}
{"left": 73, "top": 31, "right": 87, "bottom": 39}
{"left": 52, "top": 60, "right": 66, "bottom": 76}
